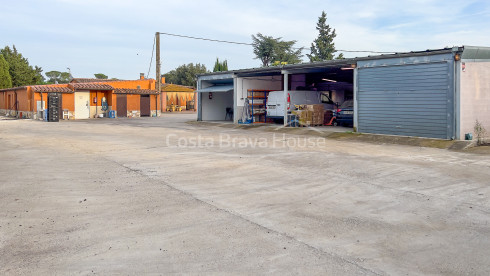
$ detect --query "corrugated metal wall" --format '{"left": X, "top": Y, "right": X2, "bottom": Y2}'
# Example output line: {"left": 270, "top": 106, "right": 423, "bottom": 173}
{"left": 357, "top": 56, "right": 454, "bottom": 139}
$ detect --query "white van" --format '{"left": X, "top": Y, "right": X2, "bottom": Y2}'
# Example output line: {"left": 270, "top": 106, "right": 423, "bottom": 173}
{"left": 266, "top": 90, "right": 333, "bottom": 118}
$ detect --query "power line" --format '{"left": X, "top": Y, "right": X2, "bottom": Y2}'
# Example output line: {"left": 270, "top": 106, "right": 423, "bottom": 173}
{"left": 146, "top": 34, "right": 156, "bottom": 78}
{"left": 158, "top": 32, "right": 253, "bottom": 46}
{"left": 157, "top": 31, "right": 394, "bottom": 54}
{"left": 336, "top": 49, "right": 393, "bottom": 54}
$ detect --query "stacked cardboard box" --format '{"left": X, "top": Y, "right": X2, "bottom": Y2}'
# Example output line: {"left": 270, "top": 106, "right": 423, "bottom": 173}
{"left": 292, "top": 110, "right": 313, "bottom": 126}
{"left": 307, "top": 104, "right": 324, "bottom": 126}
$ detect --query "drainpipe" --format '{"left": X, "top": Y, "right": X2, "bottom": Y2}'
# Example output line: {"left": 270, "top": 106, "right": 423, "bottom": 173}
{"left": 14, "top": 91, "right": 18, "bottom": 117}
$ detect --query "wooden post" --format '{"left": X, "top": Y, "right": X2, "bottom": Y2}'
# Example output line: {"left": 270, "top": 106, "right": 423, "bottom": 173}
{"left": 155, "top": 32, "right": 161, "bottom": 116}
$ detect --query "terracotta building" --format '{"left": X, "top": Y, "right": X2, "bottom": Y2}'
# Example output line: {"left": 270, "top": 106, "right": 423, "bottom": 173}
{"left": 0, "top": 76, "right": 160, "bottom": 119}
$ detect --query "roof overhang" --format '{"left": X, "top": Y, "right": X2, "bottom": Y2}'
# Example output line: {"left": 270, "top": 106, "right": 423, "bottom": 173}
{"left": 197, "top": 47, "right": 470, "bottom": 78}
{"left": 69, "top": 83, "right": 114, "bottom": 91}
{"left": 196, "top": 72, "right": 234, "bottom": 81}
{"left": 0, "top": 86, "right": 27, "bottom": 92}
{"left": 31, "top": 86, "right": 73, "bottom": 93}
{"left": 195, "top": 85, "right": 233, "bottom": 93}
{"left": 114, "top": 88, "right": 158, "bottom": 95}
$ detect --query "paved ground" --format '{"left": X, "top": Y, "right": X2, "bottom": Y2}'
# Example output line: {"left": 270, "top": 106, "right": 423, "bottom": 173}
{"left": 1, "top": 114, "right": 489, "bottom": 275}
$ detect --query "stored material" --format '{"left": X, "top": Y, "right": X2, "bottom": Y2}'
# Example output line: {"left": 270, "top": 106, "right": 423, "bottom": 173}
{"left": 248, "top": 90, "right": 272, "bottom": 123}
{"left": 292, "top": 110, "right": 313, "bottom": 126}
{"left": 307, "top": 104, "right": 324, "bottom": 125}
{"left": 48, "top": 94, "right": 60, "bottom": 122}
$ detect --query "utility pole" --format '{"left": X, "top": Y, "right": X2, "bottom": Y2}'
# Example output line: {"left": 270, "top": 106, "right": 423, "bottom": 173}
{"left": 155, "top": 32, "right": 161, "bottom": 116}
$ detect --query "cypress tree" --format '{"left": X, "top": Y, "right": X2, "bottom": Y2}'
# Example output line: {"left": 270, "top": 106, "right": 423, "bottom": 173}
{"left": 307, "top": 11, "right": 341, "bottom": 62}
{"left": 0, "top": 45, "right": 44, "bottom": 87}
{"left": 213, "top": 58, "right": 229, "bottom": 72}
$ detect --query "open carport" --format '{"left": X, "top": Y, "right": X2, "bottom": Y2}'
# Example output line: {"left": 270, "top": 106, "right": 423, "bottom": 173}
{"left": 197, "top": 46, "right": 490, "bottom": 140}
{"left": 196, "top": 73, "right": 234, "bottom": 121}
{"left": 198, "top": 60, "right": 356, "bottom": 130}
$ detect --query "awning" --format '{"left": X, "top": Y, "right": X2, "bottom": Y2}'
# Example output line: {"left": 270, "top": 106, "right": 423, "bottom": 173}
{"left": 196, "top": 85, "right": 233, "bottom": 93}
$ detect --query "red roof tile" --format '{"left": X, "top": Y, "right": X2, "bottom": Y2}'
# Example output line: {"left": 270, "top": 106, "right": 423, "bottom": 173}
{"left": 69, "top": 83, "right": 114, "bottom": 91}
{"left": 114, "top": 88, "right": 158, "bottom": 95}
{"left": 31, "top": 85, "right": 73, "bottom": 93}
{"left": 0, "top": 86, "right": 28, "bottom": 92}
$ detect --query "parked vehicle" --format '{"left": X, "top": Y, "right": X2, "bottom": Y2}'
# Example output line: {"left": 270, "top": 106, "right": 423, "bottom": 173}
{"left": 266, "top": 90, "right": 334, "bottom": 119}
{"left": 336, "top": 100, "right": 354, "bottom": 126}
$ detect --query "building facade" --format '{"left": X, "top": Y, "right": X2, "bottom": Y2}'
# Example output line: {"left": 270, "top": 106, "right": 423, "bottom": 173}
{"left": 0, "top": 77, "right": 160, "bottom": 119}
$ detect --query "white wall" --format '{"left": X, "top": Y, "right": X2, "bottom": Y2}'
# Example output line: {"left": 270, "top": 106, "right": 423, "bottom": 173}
{"left": 201, "top": 90, "right": 234, "bottom": 121}
{"left": 460, "top": 61, "right": 490, "bottom": 139}
{"left": 235, "top": 76, "right": 283, "bottom": 107}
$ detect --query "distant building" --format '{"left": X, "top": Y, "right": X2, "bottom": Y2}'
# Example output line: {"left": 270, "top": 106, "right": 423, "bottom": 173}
{"left": 161, "top": 83, "right": 196, "bottom": 112}
{"left": 0, "top": 75, "right": 160, "bottom": 119}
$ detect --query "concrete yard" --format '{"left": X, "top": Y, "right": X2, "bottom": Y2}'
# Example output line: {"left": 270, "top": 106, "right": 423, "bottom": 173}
{"left": 1, "top": 114, "right": 489, "bottom": 275}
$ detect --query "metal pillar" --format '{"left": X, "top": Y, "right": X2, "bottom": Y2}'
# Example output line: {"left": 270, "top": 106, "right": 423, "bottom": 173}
{"left": 282, "top": 71, "right": 289, "bottom": 126}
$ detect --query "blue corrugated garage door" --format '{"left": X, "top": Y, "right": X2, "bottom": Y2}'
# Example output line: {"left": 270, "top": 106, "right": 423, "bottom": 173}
{"left": 357, "top": 62, "right": 452, "bottom": 139}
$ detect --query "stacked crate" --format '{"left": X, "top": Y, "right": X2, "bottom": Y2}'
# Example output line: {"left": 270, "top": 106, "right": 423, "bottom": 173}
{"left": 291, "top": 110, "right": 310, "bottom": 126}
{"left": 48, "top": 94, "right": 60, "bottom": 122}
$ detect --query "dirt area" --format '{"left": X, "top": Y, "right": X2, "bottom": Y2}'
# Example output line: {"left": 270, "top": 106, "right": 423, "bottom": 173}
{"left": 1, "top": 114, "right": 489, "bottom": 275}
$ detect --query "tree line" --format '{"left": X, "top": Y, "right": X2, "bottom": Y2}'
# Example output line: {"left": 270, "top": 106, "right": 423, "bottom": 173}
{"left": 0, "top": 46, "right": 44, "bottom": 89}
{"left": 165, "top": 11, "right": 340, "bottom": 86}
{"left": 0, "top": 45, "right": 113, "bottom": 89}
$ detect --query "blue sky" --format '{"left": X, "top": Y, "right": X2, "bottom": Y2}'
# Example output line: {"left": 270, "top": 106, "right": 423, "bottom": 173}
{"left": 1, "top": 0, "right": 489, "bottom": 80}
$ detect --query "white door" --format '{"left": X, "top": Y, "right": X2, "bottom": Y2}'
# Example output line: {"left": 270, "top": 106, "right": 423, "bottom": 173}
{"left": 75, "top": 92, "right": 90, "bottom": 119}
{"left": 266, "top": 91, "right": 283, "bottom": 117}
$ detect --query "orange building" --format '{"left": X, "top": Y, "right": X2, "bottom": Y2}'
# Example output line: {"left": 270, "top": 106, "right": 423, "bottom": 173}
{"left": 0, "top": 77, "right": 160, "bottom": 120}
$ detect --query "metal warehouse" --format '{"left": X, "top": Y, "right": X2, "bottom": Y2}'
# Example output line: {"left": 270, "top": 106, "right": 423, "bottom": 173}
{"left": 197, "top": 46, "right": 490, "bottom": 140}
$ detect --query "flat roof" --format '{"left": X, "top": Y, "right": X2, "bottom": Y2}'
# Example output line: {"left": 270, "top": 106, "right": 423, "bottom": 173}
{"left": 198, "top": 46, "right": 490, "bottom": 78}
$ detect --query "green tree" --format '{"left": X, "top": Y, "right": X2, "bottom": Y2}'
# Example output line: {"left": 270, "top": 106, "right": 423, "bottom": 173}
{"left": 272, "top": 39, "right": 303, "bottom": 65}
{"left": 164, "top": 63, "right": 208, "bottom": 87}
{"left": 45, "top": 71, "right": 61, "bottom": 84}
{"left": 213, "top": 58, "right": 228, "bottom": 72}
{"left": 307, "top": 11, "right": 342, "bottom": 62}
{"left": 251, "top": 33, "right": 303, "bottom": 67}
{"left": 94, "top": 73, "right": 108, "bottom": 79}
{"left": 0, "top": 45, "right": 44, "bottom": 87}
{"left": 45, "top": 71, "right": 71, "bottom": 84}
{"left": 0, "top": 54, "right": 12, "bottom": 89}
{"left": 60, "top": 72, "right": 71, "bottom": 82}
